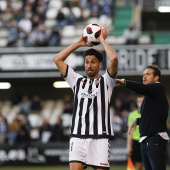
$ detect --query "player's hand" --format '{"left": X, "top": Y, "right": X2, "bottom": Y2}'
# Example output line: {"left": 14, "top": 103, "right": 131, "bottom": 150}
{"left": 128, "top": 119, "right": 137, "bottom": 135}
{"left": 77, "top": 34, "right": 93, "bottom": 47}
{"left": 115, "top": 79, "right": 126, "bottom": 86}
{"left": 100, "top": 27, "right": 108, "bottom": 41}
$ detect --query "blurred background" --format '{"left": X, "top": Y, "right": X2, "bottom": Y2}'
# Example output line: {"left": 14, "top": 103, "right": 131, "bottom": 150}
{"left": 0, "top": 0, "right": 170, "bottom": 167}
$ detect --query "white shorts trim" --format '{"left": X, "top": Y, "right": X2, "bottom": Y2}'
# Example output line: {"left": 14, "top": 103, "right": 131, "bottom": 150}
{"left": 69, "top": 138, "right": 110, "bottom": 168}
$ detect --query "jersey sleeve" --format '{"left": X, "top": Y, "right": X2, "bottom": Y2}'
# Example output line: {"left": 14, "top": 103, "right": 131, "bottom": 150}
{"left": 103, "top": 69, "right": 117, "bottom": 89}
{"left": 63, "top": 65, "right": 82, "bottom": 90}
{"left": 126, "top": 81, "right": 165, "bottom": 97}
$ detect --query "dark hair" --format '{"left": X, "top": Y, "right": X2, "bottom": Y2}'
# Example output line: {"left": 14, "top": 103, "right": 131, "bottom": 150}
{"left": 84, "top": 48, "right": 103, "bottom": 62}
{"left": 145, "top": 65, "right": 161, "bottom": 80}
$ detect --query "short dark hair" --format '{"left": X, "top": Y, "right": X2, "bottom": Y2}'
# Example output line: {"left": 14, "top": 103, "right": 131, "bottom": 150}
{"left": 84, "top": 48, "right": 103, "bottom": 62}
{"left": 145, "top": 65, "right": 161, "bottom": 80}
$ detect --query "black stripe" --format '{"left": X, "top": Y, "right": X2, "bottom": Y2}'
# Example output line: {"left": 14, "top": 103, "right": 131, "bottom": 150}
{"left": 93, "top": 96, "right": 98, "bottom": 134}
{"left": 71, "top": 77, "right": 83, "bottom": 133}
{"left": 100, "top": 76, "right": 106, "bottom": 133}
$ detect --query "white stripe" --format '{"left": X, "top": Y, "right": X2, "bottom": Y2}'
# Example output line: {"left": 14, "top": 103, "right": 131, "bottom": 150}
{"left": 81, "top": 98, "right": 88, "bottom": 135}
{"left": 97, "top": 87, "right": 102, "bottom": 134}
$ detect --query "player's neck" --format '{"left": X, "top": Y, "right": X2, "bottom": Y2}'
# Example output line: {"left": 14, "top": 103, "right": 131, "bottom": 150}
{"left": 87, "top": 75, "right": 100, "bottom": 80}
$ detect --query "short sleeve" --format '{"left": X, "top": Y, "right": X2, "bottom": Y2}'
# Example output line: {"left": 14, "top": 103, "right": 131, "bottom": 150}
{"left": 103, "top": 70, "right": 117, "bottom": 89}
{"left": 64, "top": 66, "right": 82, "bottom": 90}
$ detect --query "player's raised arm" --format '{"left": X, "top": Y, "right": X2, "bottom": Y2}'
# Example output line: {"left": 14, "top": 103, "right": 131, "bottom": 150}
{"left": 100, "top": 28, "right": 118, "bottom": 77}
{"left": 53, "top": 35, "right": 88, "bottom": 77}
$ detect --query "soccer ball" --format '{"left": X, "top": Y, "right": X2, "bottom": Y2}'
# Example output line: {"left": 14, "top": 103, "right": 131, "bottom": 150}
{"left": 83, "top": 23, "right": 102, "bottom": 46}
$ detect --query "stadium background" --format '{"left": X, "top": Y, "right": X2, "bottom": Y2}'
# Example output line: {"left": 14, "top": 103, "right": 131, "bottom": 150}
{"left": 0, "top": 0, "right": 170, "bottom": 168}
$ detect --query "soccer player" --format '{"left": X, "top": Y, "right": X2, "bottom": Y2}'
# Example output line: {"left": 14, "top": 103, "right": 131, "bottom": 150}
{"left": 116, "top": 65, "right": 169, "bottom": 170}
{"left": 53, "top": 27, "right": 118, "bottom": 170}
{"left": 127, "top": 95, "right": 144, "bottom": 170}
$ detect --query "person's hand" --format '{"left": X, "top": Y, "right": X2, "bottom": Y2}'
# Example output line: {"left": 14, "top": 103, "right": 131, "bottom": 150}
{"left": 77, "top": 34, "right": 93, "bottom": 47}
{"left": 116, "top": 79, "right": 126, "bottom": 86}
{"left": 127, "top": 146, "right": 132, "bottom": 156}
{"left": 128, "top": 119, "right": 137, "bottom": 135}
{"left": 99, "top": 27, "right": 108, "bottom": 42}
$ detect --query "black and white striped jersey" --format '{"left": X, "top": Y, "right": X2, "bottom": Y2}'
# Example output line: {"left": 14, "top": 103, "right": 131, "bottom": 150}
{"left": 64, "top": 66, "right": 116, "bottom": 139}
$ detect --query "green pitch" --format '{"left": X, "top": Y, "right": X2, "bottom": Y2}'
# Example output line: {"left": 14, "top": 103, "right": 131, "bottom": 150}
{"left": 0, "top": 166, "right": 170, "bottom": 170}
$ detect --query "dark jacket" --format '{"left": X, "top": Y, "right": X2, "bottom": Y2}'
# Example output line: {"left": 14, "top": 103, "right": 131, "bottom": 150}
{"left": 126, "top": 80, "right": 169, "bottom": 137}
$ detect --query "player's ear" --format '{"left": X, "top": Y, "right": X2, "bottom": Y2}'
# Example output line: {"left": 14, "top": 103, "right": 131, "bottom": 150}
{"left": 154, "top": 75, "right": 159, "bottom": 82}
{"left": 99, "top": 62, "right": 102, "bottom": 68}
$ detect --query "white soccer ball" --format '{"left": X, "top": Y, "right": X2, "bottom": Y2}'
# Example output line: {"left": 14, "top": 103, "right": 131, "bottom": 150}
{"left": 83, "top": 23, "right": 102, "bottom": 46}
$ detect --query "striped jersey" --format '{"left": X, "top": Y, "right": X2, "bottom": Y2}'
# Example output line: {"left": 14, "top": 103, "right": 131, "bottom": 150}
{"left": 64, "top": 65, "right": 116, "bottom": 139}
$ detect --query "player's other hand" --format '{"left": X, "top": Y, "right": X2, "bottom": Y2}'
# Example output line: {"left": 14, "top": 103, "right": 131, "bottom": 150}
{"left": 100, "top": 27, "right": 108, "bottom": 41}
{"left": 77, "top": 34, "right": 93, "bottom": 47}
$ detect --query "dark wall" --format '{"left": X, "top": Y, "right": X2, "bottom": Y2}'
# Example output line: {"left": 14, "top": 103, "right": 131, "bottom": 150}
{"left": 0, "top": 77, "right": 73, "bottom": 103}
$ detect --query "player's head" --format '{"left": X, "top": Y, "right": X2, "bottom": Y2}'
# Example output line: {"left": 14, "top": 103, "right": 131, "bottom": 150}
{"left": 84, "top": 48, "right": 103, "bottom": 62}
{"left": 84, "top": 48, "right": 103, "bottom": 78}
{"left": 143, "top": 65, "right": 161, "bottom": 84}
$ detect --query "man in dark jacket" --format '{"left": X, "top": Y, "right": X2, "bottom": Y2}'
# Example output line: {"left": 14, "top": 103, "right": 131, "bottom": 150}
{"left": 116, "top": 65, "right": 169, "bottom": 170}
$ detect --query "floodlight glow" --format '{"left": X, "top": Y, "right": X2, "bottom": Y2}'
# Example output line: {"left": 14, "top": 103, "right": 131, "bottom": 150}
{"left": 158, "top": 6, "right": 170, "bottom": 13}
{"left": 53, "top": 81, "right": 70, "bottom": 88}
{"left": 0, "top": 82, "right": 11, "bottom": 89}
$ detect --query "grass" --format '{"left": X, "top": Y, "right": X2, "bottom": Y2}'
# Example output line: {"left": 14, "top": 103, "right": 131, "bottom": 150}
{"left": 0, "top": 165, "right": 170, "bottom": 170}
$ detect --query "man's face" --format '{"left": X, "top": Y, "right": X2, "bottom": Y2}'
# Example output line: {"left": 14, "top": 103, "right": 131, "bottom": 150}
{"left": 142, "top": 68, "right": 158, "bottom": 84}
{"left": 85, "top": 55, "right": 102, "bottom": 79}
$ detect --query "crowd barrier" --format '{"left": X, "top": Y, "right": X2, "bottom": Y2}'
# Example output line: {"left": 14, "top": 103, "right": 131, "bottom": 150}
{"left": 0, "top": 139, "right": 170, "bottom": 166}
{"left": 0, "top": 139, "right": 127, "bottom": 166}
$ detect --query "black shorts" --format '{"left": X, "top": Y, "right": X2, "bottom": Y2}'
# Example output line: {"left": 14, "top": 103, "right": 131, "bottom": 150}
{"left": 131, "top": 140, "right": 142, "bottom": 163}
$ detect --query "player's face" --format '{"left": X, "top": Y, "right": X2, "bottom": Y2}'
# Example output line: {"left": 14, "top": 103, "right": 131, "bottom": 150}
{"left": 142, "top": 68, "right": 158, "bottom": 84}
{"left": 85, "top": 55, "right": 102, "bottom": 79}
